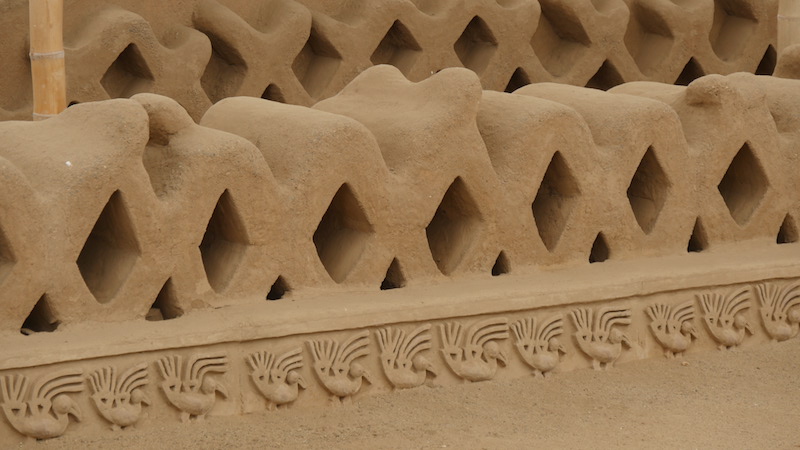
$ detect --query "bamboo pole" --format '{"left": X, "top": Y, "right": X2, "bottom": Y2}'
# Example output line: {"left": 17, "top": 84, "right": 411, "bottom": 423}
{"left": 779, "top": 0, "right": 800, "bottom": 54}
{"left": 29, "top": 0, "right": 66, "bottom": 121}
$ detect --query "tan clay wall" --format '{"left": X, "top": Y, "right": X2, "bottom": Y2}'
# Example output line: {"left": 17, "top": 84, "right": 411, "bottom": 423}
{"left": 0, "top": 0, "right": 780, "bottom": 121}
{"left": 0, "top": 66, "right": 797, "bottom": 334}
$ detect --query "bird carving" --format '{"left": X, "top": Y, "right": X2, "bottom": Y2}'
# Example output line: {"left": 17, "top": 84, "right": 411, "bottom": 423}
{"left": 247, "top": 348, "right": 306, "bottom": 410}
{"left": 88, "top": 364, "right": 150, "bottom": 430}
{"left": 646, "top": 301, "right": 699, "bottom": 358}
{"left": 755, "top": 282, "right": 800, "bottom": 342}
{"left": 0, "top": 369, "right": 83, "bottom": 440}
{"left": 511, "top": 315, "right": 566, "bottom": 377}
{"left": 307, "top": 331, "right": 372, "bottom": 403}
{"left": 155, "top": 353, "right": 229, "bottom": 422}
{"left": 440, "top": 317, "right": 509, "bottom": 382}
{"left": 698, "top": 288, "right": 754, "bottom": 350}
{"left": 376, "top": 325, "right": 437, "bottom": 389}
{"left": 570, "top": 307, "right": 632, "bottom": 370}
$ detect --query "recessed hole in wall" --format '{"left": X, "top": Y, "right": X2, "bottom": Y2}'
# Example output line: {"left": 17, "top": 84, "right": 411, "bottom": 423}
{"left": 313, "top": 184, "right": 374, "bottom": 283}
{"left": 371, "top": 20, "right": 421, "bottom": 75}
{"left": 261, "top": 84, "right": 286, "bottom": 103}
{"left": 532, "top": 151, "right": 581, "bottom": 252}
{"left": 20, "top": 295, "right": 59, "bottom": 335}
{"left": 531, "top": 0, "right": 591, "bottom": 77}
{"left": 687, "top": 218, "right": 709, "bottom": 252}
{"left": 777, "top": 214, "right": 798, "bottom": 244}
{"left": 267, "top": 276, "right": 290, "bottom": 300}
{"left": 292, "top": 26, "right": 342, "bottom": 99}
{"left": 585, "top": 60, "right": 624, "bottom": 90}
{"left": 101, "top": 43, "right": 154, "bottom": 98}
{"left": 717, "top": 143, "right": 769, "bottom": 226}
{"left": 709, "top": 0, "right": 757, "bottom": 61}
{"left": 589, "top": 232, "right": 610, "bottom": 263}
{"left": 77, "top": 190, "right": 141, "bottom": 304}
{"left": 624, "top": 2, "right": 674, "bottom": 76}
{"left": 675, "top": 58, "right": 705, "bottom": 86}
{"left": 504, "top": 67, "right": 530, "bottom": 93}
{"left": 200, "top": 190, "right": 250, "bottom": 293}
{"left": 146, "top": 278, "right": 182, "bottom": 321}
{"left": 454, "top": 16, "right": 498, "bottom": 74}
{"left": 426, "top": 177, "right": 482, "bottom": 275}
{"left": 380, "top": 258, "right": 406, "bottom": 290}
{"left": 755, "top": 45, "right": 776, "bottom": 76}
{"left": 627, "top": 147, "right": 671, "bottom": 234}
{"left": 491, "top": 251, "right": 510, "bottom": 276}
{"left": 200, "top": 32, "right": 247, "bottom": 103}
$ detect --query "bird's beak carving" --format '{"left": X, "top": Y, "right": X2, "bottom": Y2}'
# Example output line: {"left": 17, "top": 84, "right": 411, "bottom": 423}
{"left": 557, "top": 344, "right": 567, "bottom": 355}
{"left": 215, "top": 383, "right": 229, "bottom": 399}
{"left": 362, "top": 370, "right": 373, "bottom": 385}
{"left": 744, "top": 322, "right": 754, "bottom": 335}
{"left": 497, "top": 350, "right": 508, "bottom": 367}
{"left": 140, "top": 391, "right": 152, "bottom": 406}
{"left": 68, "top": 402, "right": 82, "bottom": 422}
{"left": 620, "top": 334, "right": 632, "bottom": 348}
{"left": 297, "top": 376, "right": 308, "bottom": 390}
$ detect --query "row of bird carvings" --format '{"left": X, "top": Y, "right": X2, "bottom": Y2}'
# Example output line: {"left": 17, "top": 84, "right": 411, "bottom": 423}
{"left": 1, "top": 280, "right": 797, "bottom": 440}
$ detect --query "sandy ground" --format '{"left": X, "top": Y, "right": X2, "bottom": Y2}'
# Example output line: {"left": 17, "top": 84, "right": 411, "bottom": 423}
{"left": 18, "top": 338, "right": 800, "bottom": 450}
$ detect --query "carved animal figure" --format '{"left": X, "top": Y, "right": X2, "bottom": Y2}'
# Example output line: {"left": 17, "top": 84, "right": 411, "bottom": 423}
{"left": 247, "top": 348, "right": 307, "bottom": 410}
{"left": 155, "top": 354, "right": 229, "bottom": 422}
{"left": 0, "top": 369, "right": 83, "bottom": 440}
{"left": 756, "top": 282, "right": 800, "bottom": 342}
{"left": 511, "top": 315, "right": 566, "bottom": 377}
{"left": 698, "top": 288, "right": 754, "bottom": 350}
{"left": 440, "top": 317, "right": 509, "bottom": 382}
{"left": 376, "top": 325, "right": 437, "bottom": 389}
{"left": 88, "top": 364, "right": 150, "bottom": 430}
{"left": 646, "top": 301, "right": 699, "bottom": 358}
{"left": 307, "top": 331, "right": 372, "bottom": 403}
{"left": 570, "top": 307, "right": 632, "bottom": 370}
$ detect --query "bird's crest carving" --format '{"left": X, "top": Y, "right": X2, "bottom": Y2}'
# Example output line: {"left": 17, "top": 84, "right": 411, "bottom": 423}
{"left": 306, "top": 331, "right": 372, "bottom": 403}
{"left": 0, "top": 369, "right": 83, "bottom": 439}
{"left": 570, "top": 306, "right": 632, "bottom": 370}
{"left": 440, "top": 317, "right": 509, "bottom": 382}
{"left": 247, "top": 348, "right": 306, "bottom": 410}
{"left": 88, "top": 363, "right": 150, "bottom": 430}
{"left": 646, "top": 301, "right": 698, "bottom": 358}
{"left": 155, "top": 353, "right": 229, "bottom": 422}
{"left": 698, "top": 287, "right": 753, "bottom": 350}
{"left": 755, "top": 281, "right": 800, "bottom": 342}
{"left": 511, "top": 315, "right": 566, "bottom": 377}
{"left": 376, "top": 324, "right": 437, "bottom": 389}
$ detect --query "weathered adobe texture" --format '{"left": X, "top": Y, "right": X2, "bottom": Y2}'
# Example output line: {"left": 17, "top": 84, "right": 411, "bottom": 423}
{"left": 0, "top": 63, "right": 799, "bottom": 444}
{"left": 0, "top": 0, "right": 780, "bottom": 121}
{"left": 0, "top": 65, "right": 797, "bottom": 335}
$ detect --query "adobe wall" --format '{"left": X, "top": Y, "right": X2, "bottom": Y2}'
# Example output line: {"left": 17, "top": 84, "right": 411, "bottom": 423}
{"left": 0, "top": 0, "right": 780, "bottom": 121}
{"left": 0, "top": 64, "right": 797, "bottom": 441}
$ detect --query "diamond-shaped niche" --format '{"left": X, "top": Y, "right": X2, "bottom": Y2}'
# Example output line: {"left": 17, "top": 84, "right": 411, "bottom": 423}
{"left": 293, "top": 26, "right": 342, "bottom": 99}
{"left": 426, "top": 177, "right": 482, "bottom": 275}
{"left": 313, "top": 184, "right": 374, "bottom": 283}
{"left": 454, "top": 16, "right": 498, "bottom": 74}
{"left": 77, "top": 191, "right": 141, "bottom": 304}
{"left": 532, "top": 152, "right": 580, "bottom": 252}
{"left": 101, "top": 44, "right": 155, "bottom": 98}
{"left": 531, "top": 1, "right": 591, "bottom": 77}
{"left": 627, "top": 147, "right": 671, "bottom": 234}
{"left": 717, "top": 143, "right": 769, "bottom": 226}
{"left": 709, "top": 0, "right": 757, "bottom": 61}
{"left": 201, "top": 33, "right": 247, "bottom": 103}
{"left": 200, "top": 190, "right": 250, "bottom": 293}
{"left": 371, "top": 20, "right": 421, "bottom": 75}
{"left": 623, "top": 2, "right": 674, "bottom": 76}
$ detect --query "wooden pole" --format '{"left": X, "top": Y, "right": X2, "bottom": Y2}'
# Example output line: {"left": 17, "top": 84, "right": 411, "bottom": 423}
{"left": 779, "top": 0, "right": 800, "bottom": 54}
{"left": 29, "top": 0, "right": 66, "bottom": 121}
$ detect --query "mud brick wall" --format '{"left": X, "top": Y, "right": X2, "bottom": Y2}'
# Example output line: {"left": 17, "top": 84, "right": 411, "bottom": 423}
{"left": 0, "top": 66, "right": 797, "bottom": 334}
{"left": 0, "top": 0, "right": 779, "bottom": 121}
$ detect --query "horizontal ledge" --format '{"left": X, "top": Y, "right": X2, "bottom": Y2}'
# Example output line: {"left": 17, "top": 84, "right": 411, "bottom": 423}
{"left": 2, "top": 243, "right": 798, "bottom": 370}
